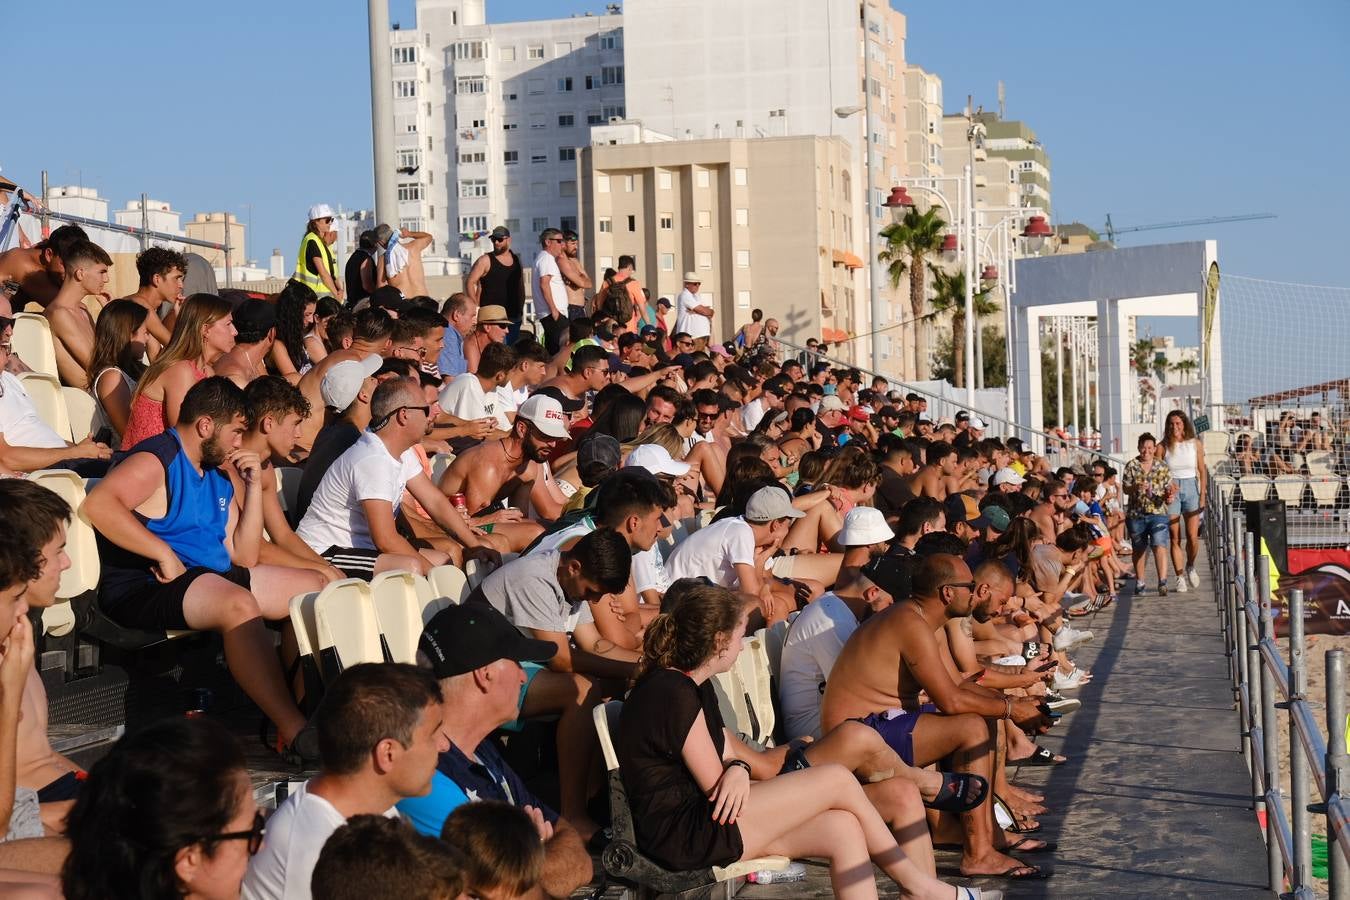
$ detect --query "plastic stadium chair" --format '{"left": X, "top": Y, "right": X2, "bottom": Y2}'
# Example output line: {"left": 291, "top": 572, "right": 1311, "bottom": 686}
{"left": 1238, "top": 476, "right": 1272, "bottom": 504}
{"left": 313, "top": 579, "right": 383, "bottom": 681}
{"left": 62, "top": 387, "right": 98, "bottom": 443}
{"left": 18, "top": 373, "right": 71, "bottom": 440}
{"left": 427, "top": 564, "right": 470, "bottom": 605}
{"left": 1201, "top": 430, "right": 1229, "bottom": 457}
{"left": 11, "top": 314, "right": 57, "bottom": 379}
{"left": 25, "top": 470, "right": 99, "bottom": 601}
{"left": 370, "top": 570, "right": 450, "bottom": 664}
{"left": 1272, "top": 476, "right": 1306, "bottom": 506}
{"left": 591, "top": 701, "right": 789, "bottom": 893}
{"left": 430, "top": 452, "right": 456, "bottom": 484}
{"left": 287, "top": 590, "right": 324, "bottom": 712}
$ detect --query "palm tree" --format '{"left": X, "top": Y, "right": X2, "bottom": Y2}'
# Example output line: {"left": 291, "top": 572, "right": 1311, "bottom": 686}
{"left": 1171, "top": 358, "right": 1199, "bottom": 384}
{"left": 878, "top": 206, "right": 946, "bottom": 379}
{"left": 927, "top": 265, "right": 997, "bottom": 389}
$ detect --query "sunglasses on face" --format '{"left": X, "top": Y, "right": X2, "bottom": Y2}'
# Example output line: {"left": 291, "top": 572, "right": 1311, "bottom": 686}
{"left": 942, "top": 581, "right": 977, "bottom": 592}
{"left": 206, "top": 810, "right": 265, "bottom": 856}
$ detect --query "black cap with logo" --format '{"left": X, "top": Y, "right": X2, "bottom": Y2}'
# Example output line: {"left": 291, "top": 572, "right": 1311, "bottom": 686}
{"left": 419, "top": 603, "right": 557, "bottom": 678}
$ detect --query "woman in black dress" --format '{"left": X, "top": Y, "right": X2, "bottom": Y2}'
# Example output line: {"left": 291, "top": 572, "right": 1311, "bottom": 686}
{"left": 618, "top": 584, "right": 987, "bottom": 900}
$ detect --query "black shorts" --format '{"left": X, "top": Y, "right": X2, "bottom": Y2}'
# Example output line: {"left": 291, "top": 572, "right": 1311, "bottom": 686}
{"left": 37, "top": 771, "right": 85, "bottom": 803}
{"left": 320, "top": 547, "right": 381, "bottom": 581}
{"left": 99, "top": 565, "right": 252, "bottom": 632}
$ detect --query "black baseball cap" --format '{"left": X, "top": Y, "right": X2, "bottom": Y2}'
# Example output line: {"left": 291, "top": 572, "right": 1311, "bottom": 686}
{"left": 370, "top": 285, "right": 412, "bottom": 316}
{"left": 533, "top": 385, "right": 585, "bottom": 413}
{"left": 490, "top": 226, "right": 511, "bottom": 239}
{"left": 861, "top": 556, "right": 914, "bottom": 600}
{"left": 419, "top": 604, "right": 556, "bottom": 678}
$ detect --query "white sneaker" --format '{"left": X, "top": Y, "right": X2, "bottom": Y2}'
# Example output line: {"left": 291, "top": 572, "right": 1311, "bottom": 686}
{"left": 1187, "top": 567, "right": 1201, "bottom": 588}
{"left": 1133, "top": 579, "right": 1147, "bottom": 595}
{"left": 1053, "top": 625, "right": 1094, "bottom": 652}
{"left": 1052, "top": 668, "right": 1089, "bottom": 691}
{"left": 1174, "top": 575, "right": 1189, "bottom": 594}
{"left": 1044, "top": 692, "right": 1082, "bottom": 714}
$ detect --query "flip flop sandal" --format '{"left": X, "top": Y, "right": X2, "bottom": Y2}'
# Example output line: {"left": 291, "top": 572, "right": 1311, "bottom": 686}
{"left": 923, "top": 771, "right": 989, "bottom": 813}
{"left": 958, "top": 887, "right": 1004, "bottom": 900}
{"left": 1006, "top": 837, "right": 1058, "bottom": 853}
{"left": 993, "top": 794, "right": 1042, "bottom": 834}
{"left": 992, "top": 864, "right": 1051, "bottom": 879}
{"left": 1012, "top": 745, "right": 1066, "bottom": 767}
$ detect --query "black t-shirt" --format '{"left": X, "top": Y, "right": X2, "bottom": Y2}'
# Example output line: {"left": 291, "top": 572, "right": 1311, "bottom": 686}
{"left": 618, "top": 669, "right": 743, "bottom": 871}
{"left": 344, "top": 250, "right": 373, "bottom": 307}
{"left": 875, "top": 467, "right": 915, "bottom": 522}
{"left": 296, "top": 422, "right": 361, "bottom": 522}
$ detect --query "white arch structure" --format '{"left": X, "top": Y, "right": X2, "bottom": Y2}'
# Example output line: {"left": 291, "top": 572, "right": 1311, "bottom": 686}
{"left": 1011, "top": 240, "right": 1223, "bottom": 457}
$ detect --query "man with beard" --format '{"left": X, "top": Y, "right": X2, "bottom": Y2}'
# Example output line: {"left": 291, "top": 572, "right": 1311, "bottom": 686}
{"left": 821, "top": 553, "right": 1054, "bottom": 880}
{"left": 84, "top": 377, "right": 326, "bottom": 762}
{"left": 439, "top": 393, "right": 573, "bottom": 523}
{"left": 298, "top": 379, "right": 499, "bottom": 579}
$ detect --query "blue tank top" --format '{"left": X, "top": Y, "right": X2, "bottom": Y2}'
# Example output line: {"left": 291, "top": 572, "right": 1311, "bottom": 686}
{"left": 129, "top": 430, "right": 233, "bottom": 572}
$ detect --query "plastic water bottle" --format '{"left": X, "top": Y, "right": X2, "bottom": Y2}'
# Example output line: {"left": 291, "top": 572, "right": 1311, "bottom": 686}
{"left": 746, "top": 861, "right": 807, "bottom": 883}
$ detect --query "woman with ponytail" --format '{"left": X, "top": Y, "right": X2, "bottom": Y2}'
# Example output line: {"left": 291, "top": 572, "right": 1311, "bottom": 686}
{"left": 619, "top": 584, "right": 992, "bottom": 900}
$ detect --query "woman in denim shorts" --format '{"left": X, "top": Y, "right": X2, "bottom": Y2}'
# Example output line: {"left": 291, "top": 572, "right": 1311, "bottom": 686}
{"left": 1123, "top": 433, "right": 1175, "bottom": 595}
{"left": 1160, "top": 411, "right": 1208, "bottom": 593}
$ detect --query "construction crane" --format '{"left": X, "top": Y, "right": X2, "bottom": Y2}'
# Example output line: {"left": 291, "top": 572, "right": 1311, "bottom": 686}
{"left": 1102, "top": 212, "right": 1276, "bottom": 244}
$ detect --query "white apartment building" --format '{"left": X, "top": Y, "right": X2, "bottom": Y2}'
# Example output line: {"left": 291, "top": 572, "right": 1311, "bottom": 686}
{"left": 390, "top": 0, "right": 626, "bottom": 266}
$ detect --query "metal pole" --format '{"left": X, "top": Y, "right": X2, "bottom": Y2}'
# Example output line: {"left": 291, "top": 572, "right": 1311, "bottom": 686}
{"left": 861, "top": 22, "right": 883, "bottom": 375}
{"left": 1071, "top": 320, "right": 1080, "bottom": 439}
{"left": 139, "top": 193, "right": 149, "bottom": 253}
{"left": 368, "top": 0, "right": 399, "bottom": 226}
{"left": 39, "top": 171, "right": 49, "bottom": 236}
{"left": 1258, "top": 554, "right": 1284, "bottom": 891}
{"left": 1288, "top": 588, "right": 1311, "bottom": 892}
{"left": 963, "top": 163, "right": 976, "bottom": 406}
{"left": 1055, "top": 318, "right": 1064, "bottom": 429}
{"left": 1246, "top": 530, "right": 1264, "bottom": 813}
{"left": 1003, "top": 231, "right": 1016, "bottom": 428}
{"left": 1327, "top": 649, "right": 1349, "bottom": 900}
{"left": 223, "top": 216, "right": 233, "bottom": 289}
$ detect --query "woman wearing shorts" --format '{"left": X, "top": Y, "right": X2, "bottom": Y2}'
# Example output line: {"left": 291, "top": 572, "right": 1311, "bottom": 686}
{"left": 1123, "top": 432, "right": 1175, "bottom": 595}
{"left": 1159, "top": 411, "right": 1207, "bottom": 593}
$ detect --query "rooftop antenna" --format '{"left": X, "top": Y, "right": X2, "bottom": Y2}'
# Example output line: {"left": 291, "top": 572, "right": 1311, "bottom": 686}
{"left": 998, "top": 80, "right": 1006, "bottom": 119}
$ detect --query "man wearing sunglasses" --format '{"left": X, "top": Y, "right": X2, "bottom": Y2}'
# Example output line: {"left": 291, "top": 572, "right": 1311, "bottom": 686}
{"left": 465, "top": 226, "right": 526, "bottom": 342}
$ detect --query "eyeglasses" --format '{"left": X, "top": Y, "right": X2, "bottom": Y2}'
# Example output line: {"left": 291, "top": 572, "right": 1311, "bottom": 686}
{"left": 546, "top": 237, "right": 564, "bottom": 244}
{"left": 941, "top": 581, "right": 977, "bottom": 592}
{"left": 696, "top": 410, "right": 720, "bottom": 420}
{"left": 206, "top": 810, "right": 265, "bottom": 856}
{"left": 491, "top": 236, "right": 508, "bottom": 242}
{"left": 676, "top": 340, "right": 694, "bottom": 348}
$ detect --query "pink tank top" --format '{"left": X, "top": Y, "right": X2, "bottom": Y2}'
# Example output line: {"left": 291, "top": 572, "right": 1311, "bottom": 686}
{"left": 119, "top": 361, "right": 208, "bottom": 450}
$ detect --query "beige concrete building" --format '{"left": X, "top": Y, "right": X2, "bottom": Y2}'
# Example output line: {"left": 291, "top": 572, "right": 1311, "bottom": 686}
{"left": 902, "top": 64, "right": 944, "bottom": 181}
{"left": 578, "top": 134, "right": 865, "bottom": 365}
{"left": 184, "top": 212, "right": 246, "bottom": 269}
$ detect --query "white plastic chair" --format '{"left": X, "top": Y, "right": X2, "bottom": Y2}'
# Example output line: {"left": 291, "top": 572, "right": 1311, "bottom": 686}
{"left": 62, "top": 387, "right": 98, "bottom": 443}
{"left": 1238, "top": 476, "right": 1271, "bottom": 504}
{"left": 10, "top": 314, "right": 57, "bottom": 379}
{"left": 274, "top": 467, "right": 302, "bottom": 520}
{"left": 370, "top": 570, "right": 449, "bottom": 664}
{"left": 18, "top": 373, "right": 71, "bottom": 440}
{"left": 430, "top": 452, "right": 456, "bottom": 484}
{"left": 1201, "top": 430, "right": 1229, "bottom": 457}
{"left": 26, "top": 470, "right": 99, "bottom": 601}
{"left": 734, "top": 630, "right": 776, "bottom": 747}
{"left": 1272, "top": 477, "right": 1305, "bottom": 506}
{"left": 1305, "top": 451, "right": 1334, "bottom": 475}
{"left": 427, "top": 564, "right": 470, "bottom": 605}
{"left": 313, "top": 579, "right": 384, "bottom": 680}
{"left": 464, "top": 552, "right": 515, "bottom": 589}
{"left": 1310, "top": 475, "right": 1342, "bottom": 508}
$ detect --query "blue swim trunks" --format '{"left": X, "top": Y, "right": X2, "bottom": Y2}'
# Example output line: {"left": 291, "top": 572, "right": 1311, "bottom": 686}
{"left": 858, "top": 703, "right": 939, "bottom": 766}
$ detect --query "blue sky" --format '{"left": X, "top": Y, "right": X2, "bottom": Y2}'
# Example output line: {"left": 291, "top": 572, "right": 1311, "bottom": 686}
{"left": 6, "top": 1, "right": 1346, "bottom": 309}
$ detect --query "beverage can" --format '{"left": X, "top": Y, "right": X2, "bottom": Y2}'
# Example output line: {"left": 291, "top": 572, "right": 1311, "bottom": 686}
{"left": 451, "top": 493, "right": 468, "bottom": 514}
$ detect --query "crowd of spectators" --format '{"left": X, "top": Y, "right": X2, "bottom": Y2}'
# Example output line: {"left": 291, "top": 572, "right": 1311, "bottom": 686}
{"left": 0, "top": 222, "right": 1198, "bottom": 898}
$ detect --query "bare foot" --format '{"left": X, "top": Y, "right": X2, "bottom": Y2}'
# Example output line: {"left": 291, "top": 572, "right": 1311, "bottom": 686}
{"left": 960, "top": 848, "right": 1043, "bottom": 878}
{"left": 1004, "top": 784, "right": 1044, "bottom": 803}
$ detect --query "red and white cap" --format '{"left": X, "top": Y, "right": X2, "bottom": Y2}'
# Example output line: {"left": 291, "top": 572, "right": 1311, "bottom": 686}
{"left": 517, "top": 394, "right": 571, "bottom": 438}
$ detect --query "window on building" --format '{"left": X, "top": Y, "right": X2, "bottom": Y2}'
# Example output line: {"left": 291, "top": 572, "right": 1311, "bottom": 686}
{"left": 503, "top": 150, "right": 519, "bottom": 165}
{"left": 395, "top": 80, "right": 417, "bottom": 98}
{"left": 599, "top": 256, "right": 613, "bottom": 269}
{"left": 532, "top": 217, "right": 549, "bottom": 232}
{"left": 697, "top": 210, "right": 711, "bottom": 228}
{"left": 503, "top": 90, "right": 518, "bottom": 101}
{"left": 696, "top": 170, "right": 710, "bottom": 188}
{"left": 737, "top": 290, "right": 751, "bottom": 309}
{"left": 556, "top": 77, "right": 573, "bottom": 92}
{"left": 597, "top": 176, "right": 610, "bottom": 193}
{"left": 455, "top": 77, "right": 485, "bottom": 94}
{"left": 601, "top": 65, "right": 624, "bottom": 85}
{"left": 471, "top": 118, "right": 486, "bottom": 128}
{"left": 659, "top": 213, "right": 673, "bottom": 230}
{"left": 527, "top": 78, "right": 544, "bottom": 95}
{"left": 735, "top": 208, "right": 749, "bottom": 226}
{"left": 503, "top": 121, "right": 519, "bottom": 131}
{"left": 527, "top": 45, "right": 544, "bottom": 59}
{"left": 398, "top": 182, "right": 423, "bottom": 202}
{"left": 459, "top": 179, "right": 487, "bottom": 198}
{"left": 500, "top": 46, "right": 516, "bottom": 62}
{"left": 558, "top": 113, "right": 574, "bottom": 127}
{"left": 393, "top": 46, "right": 417, "bottom": 64}
{"left": 585, "top": 75, "right": 598, "bottom": 90}
{"left": 626, "top": 215, "right": 636, "bottom": 232}
{"left": 560, "top": 180, "right": 577, "bottom": 198}
{"left": 560, "top": 215, "right": 577, "bottom": 234}
{"left": 558, "top": 146, "right": 576, "bottom": 162}
{"left": 460, "top": 215, "right": 487, "bottom": 234}
{"left": 459, "top": 150, "right": 485, "bottom": 164}
{"left": 398, "top": 149, "right": 421, "bottom": 170}
{"left": 655, "top": 172, "right": 672, "bottom": 190}
{"left": 505, "top": 218, "right": 519, "bottom": 234}
{"left": 600, "top": 33, "right": 618, "bottom": 50}
{"left": 736, "top": 250, "right": 750, "bottom": 268}
{"left": 623, "top": 175, "right": 634, "bottom": 192}
{"left": 598, "top": 217, "right": 612, "bottom": 233}
{"left": 451, "top": 41, "right": 484, "bottom": 60}
{"left": 660, "top": 253, "right": 674, "bottom": 271}
{"left": 530, "top": 114, "right": 546, "bottom": 129}
{"left": 400, "top": 218, "right": 425, "bottom": 234}
{"left": 601, "top": 104, "right": 626, "bottom": 121}
{"left": 586, "top": 110, "right": 604, "bottom": 125}
{"left": 531, "top": 152, "right": 548, "bottom": 164}
{"left": 734, "top": 168, "right": 747, "bottom": 186}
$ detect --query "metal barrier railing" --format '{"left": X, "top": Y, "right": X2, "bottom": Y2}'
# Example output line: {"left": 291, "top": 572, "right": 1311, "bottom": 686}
{"left": 1208, "top": 476, "right": 1350, "bottom": 898}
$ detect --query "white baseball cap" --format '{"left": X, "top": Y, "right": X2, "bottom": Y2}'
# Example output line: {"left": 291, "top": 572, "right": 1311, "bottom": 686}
{"left": 819, "top": 395, "right": 847, "bottom": 413}
{"left": 517, "top": 394, "right": 571, "bottom": 439}
{"left": 320, "top": 355, "right": 382, "bottom": 410}
{"left": 744, "top": 486, "right": 805, "bottom": 523}
{"left": 992, "top": 466, "right": 1025, "bottom": 487}
{"left": 625, "top": 444, "right": 691, "bottom": 477}
{"left": 838, "top": 507, "right": 895, "bottom": 546}
{"left": 308, "top": 203, "right": 337, "bottom": 221}
{"left": 968, "top": 417, "right": 987, "bottom": 431}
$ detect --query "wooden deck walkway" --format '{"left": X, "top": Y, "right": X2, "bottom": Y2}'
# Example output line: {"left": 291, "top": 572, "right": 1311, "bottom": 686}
{"left": 739, "top": 553, "right": 1273, "bottom": 898}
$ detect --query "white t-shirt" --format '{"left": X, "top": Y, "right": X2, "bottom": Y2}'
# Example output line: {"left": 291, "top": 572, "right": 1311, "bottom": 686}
{"left": 242, "top": 780, "right": 397, "bottom": 900}
{"left": 0, "top": 373, "right": 67, "bottom": 449}
{"left": 297, "top": 431, "right": 423, "bottom": 551}
{"left": 674, "top": 288, "right": 710, "bottom": 339}
{"left": 741, "top": 398, "right": 767, "bottom": 432}
{"left": 664, "top": 516, "right": 756, "bottom": 589}
{"left": 779, "top": 593, "right": 859, "bottom": 740}
{"left": 532, "top": 250, "right": 567, "bottom": 318}
{"left": 438, "top": 373, "right": 499, "bottom": 423}
{"left": 494, "top": 383, "right": 519, "bottom": 430}
{"left": 385, "top": 239, "right": 410, "bottom": 279}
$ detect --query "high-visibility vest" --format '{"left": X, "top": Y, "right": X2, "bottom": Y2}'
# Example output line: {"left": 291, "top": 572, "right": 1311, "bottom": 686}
{"left": 294, "top": 230, "right": 337, "bottom": 296}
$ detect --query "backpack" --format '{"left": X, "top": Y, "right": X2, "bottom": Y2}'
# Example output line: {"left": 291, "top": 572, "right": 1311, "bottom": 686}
{"left": 598, "top": 277, "right": 635, "bottom": 326}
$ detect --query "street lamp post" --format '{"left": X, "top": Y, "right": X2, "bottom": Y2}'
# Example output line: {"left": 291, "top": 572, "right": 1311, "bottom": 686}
{"left": 833, "top": 100, "right": 884, "bottom": 374}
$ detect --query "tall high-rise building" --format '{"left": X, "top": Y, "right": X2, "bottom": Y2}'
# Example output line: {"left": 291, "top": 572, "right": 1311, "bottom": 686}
{"left": 943, "top": 111, "right": 1052, "bottom": 217}
{"left": 388, "top": 0, "right": 626, "bottom": 269}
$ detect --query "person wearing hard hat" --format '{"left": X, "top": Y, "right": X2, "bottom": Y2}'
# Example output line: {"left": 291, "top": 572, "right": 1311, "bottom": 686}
{"left": 293, "top": 203, "right": 344, "bottom": 303}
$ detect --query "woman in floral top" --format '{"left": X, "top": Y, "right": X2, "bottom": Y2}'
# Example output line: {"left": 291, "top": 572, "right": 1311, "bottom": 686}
{"left": 1122, "top": 432, "right": 1177, "bottom": 595}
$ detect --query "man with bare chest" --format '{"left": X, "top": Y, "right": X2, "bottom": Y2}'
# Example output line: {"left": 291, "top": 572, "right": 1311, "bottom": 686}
{"left": 1029, "top": 481, "right": 1076, "bottom": 543}
{"left": 821, "top": 553, "right": 1052, "bottom": 879}
{"left": 0, "top": 224, "right": 87, "bottom": 314}
{"left": 910, "top": 440, "right": 958, "bottom": 501}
